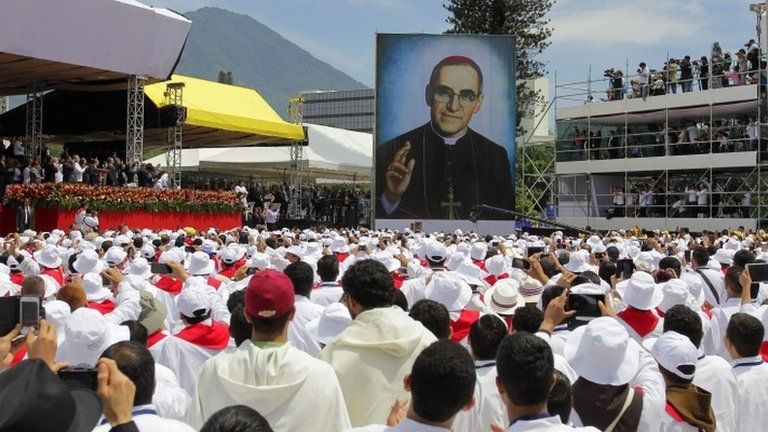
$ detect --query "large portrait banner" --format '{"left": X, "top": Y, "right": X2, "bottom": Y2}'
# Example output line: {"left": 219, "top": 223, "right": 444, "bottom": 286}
{"left": 375, "top": 34, "right": 517, "bottom": 224}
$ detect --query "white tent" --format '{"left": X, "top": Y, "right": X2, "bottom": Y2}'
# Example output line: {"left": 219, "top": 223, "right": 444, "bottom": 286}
{"left": 145, "top": 124, "right": 372, "bottom": 182}
{"left": 0, "top": 0, "right": 191, "bottom": 95}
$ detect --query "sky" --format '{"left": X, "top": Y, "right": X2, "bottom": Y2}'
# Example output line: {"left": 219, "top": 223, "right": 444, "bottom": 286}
{"left": 150, "top": 0, "right": 761, "bottom": 96}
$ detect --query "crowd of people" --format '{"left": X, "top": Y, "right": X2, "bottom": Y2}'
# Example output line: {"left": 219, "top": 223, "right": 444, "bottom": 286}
{"left": 1, "top": 221, "right": 768, "bottom": 431}
{"left": 562, "top": 116, "right": 765, "bottom": 162}
{"left": 0, "top": 138, "right": 173, "bottom": 196}
{"left": 608, "top": 180, "right": 753, "bottom": 219}
{"left": 601, "top": 40, "right": 764, "bottom": 102}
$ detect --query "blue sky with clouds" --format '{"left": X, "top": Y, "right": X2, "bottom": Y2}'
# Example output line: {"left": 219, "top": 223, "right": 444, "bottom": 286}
{"left": 150, "top": 0, "right": 761, "bottom": 92}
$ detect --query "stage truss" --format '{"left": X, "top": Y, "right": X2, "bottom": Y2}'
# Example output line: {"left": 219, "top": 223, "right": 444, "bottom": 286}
{"left": 126, "top": 75, "right": 145, "bottom": 167}
{"left": 164, "top": 82, "right": 185, "bottom": 188}
{"left": 287, "top": 97, "right": 305, "bottom": 219}
{"left": 25, "top": 84, "right": 44, "bottom": 159}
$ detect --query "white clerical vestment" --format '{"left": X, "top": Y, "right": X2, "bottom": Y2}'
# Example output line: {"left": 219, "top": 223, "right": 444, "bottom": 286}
{"left": 732, "top": 356, "right": 768, "bottom": 432}
{"left": 188, "top": 341, "right": 350, "bottom": 432}
{"left": 693, "top": 353, "right": 737, "bottom": 432}
{"left": 320, "top": 306, "right": 437, "bottom": 427}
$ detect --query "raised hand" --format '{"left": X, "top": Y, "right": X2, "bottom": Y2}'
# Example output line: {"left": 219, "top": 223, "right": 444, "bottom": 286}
{"left": 384, "top": 141, "right": 415, "bottom": 205}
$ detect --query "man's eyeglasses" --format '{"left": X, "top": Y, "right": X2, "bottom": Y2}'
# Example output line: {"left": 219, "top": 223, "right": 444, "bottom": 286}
{"left": 431, "top": 85, "right": 480, "bottom": 107}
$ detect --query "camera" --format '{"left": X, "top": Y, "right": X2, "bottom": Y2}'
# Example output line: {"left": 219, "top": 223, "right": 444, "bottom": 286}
{"left": 603, "top": 68, "right": 616, "bottom": 78}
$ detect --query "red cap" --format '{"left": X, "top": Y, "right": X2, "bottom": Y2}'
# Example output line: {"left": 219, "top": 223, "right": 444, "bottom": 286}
{"left": 245, "top": 269, "right": 294, "bottom": 319}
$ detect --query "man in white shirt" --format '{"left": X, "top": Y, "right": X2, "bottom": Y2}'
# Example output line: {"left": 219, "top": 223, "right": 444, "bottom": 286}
{"left": 638, "top": 62, "right": 650, "bottom": 100}
{"left": 702, "top": 266, "right": 746, "bottom": 359}
{"left": 497, "top": 332, "right": 598, "bottom": 431}
{"left": 348, "top": 340, "right": 477, "bottom": 432}
{"left": 313, "top": 254, "right": 344, "bottom": 307}
{"left": 663, "top": 305, "right": 737, "bottom": 432}
{"left": 688, "top": 248, "right": 726, "bottom": 308}
{"left": 726, "top": 312, "right": 768, "bottom": 432}
{"left": 696, "top": 180, "right": 711, "bottom": 217}
{"left": 462, "top": 315, "right": 507, "bottom": 432}
{"left": 321, "top": 259, "right": 437, "bottom": 427}
{"left": 283, "top": 261, "right": 323, "bottom": 356}
{"left": 188, "top": 269, "right": 350, "bottom": 431}
{"left": 93, "top": 341, "right": 196, "bottom": 432}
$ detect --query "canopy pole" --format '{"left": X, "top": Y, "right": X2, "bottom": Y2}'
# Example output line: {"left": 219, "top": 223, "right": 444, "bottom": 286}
{"left": 287, "top": 97, "right": 305, "bottom": 219}
{"left": 164, "top": 82, "right": 185, "bottom": 189}
{"left": 126, "top": 75, "right": 145, "bottom": 167}
{"left": 25, "top": 83, "right": 43, "bottom": 160}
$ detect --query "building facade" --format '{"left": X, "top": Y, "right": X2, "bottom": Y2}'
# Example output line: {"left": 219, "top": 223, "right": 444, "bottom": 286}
{"left": 300, "top": 89, "right": 374, "bottom": 133}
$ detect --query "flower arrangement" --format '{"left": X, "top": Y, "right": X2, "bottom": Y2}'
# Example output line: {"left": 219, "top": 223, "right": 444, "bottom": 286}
{"left": 5, "top": 183, "right": 242, "bottom": 213}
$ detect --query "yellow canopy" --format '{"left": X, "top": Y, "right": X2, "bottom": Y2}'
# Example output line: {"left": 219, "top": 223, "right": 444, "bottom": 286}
{"left": 143, "top": 75, "right": 304, "bottom": 147}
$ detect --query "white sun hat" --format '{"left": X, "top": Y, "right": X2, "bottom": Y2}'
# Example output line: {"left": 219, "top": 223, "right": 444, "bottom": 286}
{"left": 564, "top": 250, "right": 592, "bottom": 273}
{"left": 306, "top": 302, "right": 352, "bottom": 345}
{"left": 82, "top": 272, "right": 111, "bottom": 302}
{"left": 57, "top": 308, "right": 129, "bottom": 367}
{"left": 104, "top": 246, "right": 127, "bottom": 268}
{"left": 565, "top": 317, "right": 641, "bottom": 386}
{"left": 72, "top": 249, "right": 106, "bottom": 276}
{"left": 485, "top": 254, "right": 508, "bottom": 277}
{"left": 425, "top": 271, "right": 472, "bottom": 313}
{"left": 483, "top": 278, "right": 522, "bottom": 315}
{"left": 34, "top": 244, "right": 62, "bottom": 269}
{"left": 453, "top": 260, "right": 488, "bottom": 286}
{"left": 623, "top": 271, "right": 663, "bottom": 311}
{"left": 470, "top": 242, "right": 488, "bottom": 261}
{"left": 187, "top": 251, "right": 215, "bottom": 276}
{"left": 126, "top": 258, "right": 153, "bottom": 280}
{"left": 658, "top": 279, "right": 699, "bottom": 314}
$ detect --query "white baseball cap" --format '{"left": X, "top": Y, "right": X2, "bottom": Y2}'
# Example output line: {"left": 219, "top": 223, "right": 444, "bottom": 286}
{"left": 177, "top": 285, "right": 211, "bottom": 319}
{"left": 644, "top": 331, "right": 698, "bottom": 380}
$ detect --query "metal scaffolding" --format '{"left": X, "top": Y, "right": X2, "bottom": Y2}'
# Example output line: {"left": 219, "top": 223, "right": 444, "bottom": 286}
{"left": 164, "top": 82, "right": 185, "bottom": 188}
{"left": 25, "top": 84, "right": 44, "bottom": 159}
{"left": 287, "top": 97, "right": 305, "bottom": 219}
{"left": 126, "top": 75, "right": 146, "bottom": 167}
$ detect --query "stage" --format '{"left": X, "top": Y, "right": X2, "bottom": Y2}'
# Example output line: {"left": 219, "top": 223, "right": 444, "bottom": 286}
{"left": 0, "top": 206, "right": 242, "bottom": 234}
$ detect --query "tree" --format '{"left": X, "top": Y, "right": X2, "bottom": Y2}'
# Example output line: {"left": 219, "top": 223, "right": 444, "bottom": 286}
{"left": 444, "top": 0, "right": 554, "bottom": 135}
{"left": 445, "top": 0, "right": 555, "bottom": 216}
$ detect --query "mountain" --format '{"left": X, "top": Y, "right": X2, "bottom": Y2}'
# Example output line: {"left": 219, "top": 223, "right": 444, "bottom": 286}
{"left": 175, "top": 7, "right": 368, "bottom": 115}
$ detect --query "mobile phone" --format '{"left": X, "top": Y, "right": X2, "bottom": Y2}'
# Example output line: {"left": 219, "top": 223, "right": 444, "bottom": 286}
{"left": 101, "top": 274, "right": 111, "bottom": 287}
{"left": 566, "top": 293, "right": 605, "bottom": 331}
{"left": 684, "top": 249, "right": 691, "bottom": 262}
{"left": 58, "top": 367, "right": 99, "bottom": 391}
{"left": 150, "top": 262, "right": 172, "bottom": 275}
{"left": 527, "top": 246, "right": 545, "bottom": 257}
{"left": 0, "top": 296, "right": 20, "bottom": 337}
{"left": 667, "top": 246, "right": 674, "bottom": 256}
{"left": 512, "top": 258, "right": 530, "bottom": 270}
{"left": 747, "top": 263, "right": 768, "bottom": 283}
{"left": 20, "top": 296, "right": 40, "bottom": 336}
{"left": 750, "top": 282, "right": 761, "bottom": 300}
{"left": 616, "top": 259, "right": 635, "bottom": 279}
{"left": 566, "top": 293, "right": 605, "bottom": 318}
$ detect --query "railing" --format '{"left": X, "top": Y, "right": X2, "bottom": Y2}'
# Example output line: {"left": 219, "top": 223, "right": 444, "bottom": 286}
{"left": 557, "top": 190, "right": 756, "bottom": 219}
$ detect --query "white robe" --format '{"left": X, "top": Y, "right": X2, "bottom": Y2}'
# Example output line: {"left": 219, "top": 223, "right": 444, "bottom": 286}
{"left": 152, "top": 334, "right": 223, "bottom": 396}
{"left": 693, "top": 353, "right": 737, "bottom": 432}
{"left": 92, "top": 404, "right": 195, "bottom": 432}
{"left": 153, "top": 363, "right": 191, "bottom": 422}
{"left": 320, "top": 306, "right": 438, "bottom": 427}
{"left": 732, "top": 356, "right": 768, "bottom": 432}
{"left": 701, "top": 297, "right": 742, "bottom": 360}
{"left": 187, "top": 341, "right": 350, "bottom": 432}
{"left": 312, "top": 282, "right": 344, "bottom": 307}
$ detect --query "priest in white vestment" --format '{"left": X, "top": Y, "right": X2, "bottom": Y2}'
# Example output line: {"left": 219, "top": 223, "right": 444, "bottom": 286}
{"left": 321, "top": 259, "right": 437, "bottom": 427}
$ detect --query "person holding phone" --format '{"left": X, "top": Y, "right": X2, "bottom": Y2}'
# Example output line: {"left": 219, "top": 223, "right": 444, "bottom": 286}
{"left": 701, "top": 266, "right": 752, "bottom": 360}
